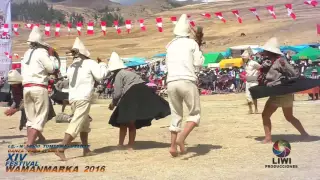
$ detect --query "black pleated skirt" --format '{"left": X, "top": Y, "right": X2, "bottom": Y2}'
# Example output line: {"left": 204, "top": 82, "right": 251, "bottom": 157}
{"left": 249, "top": 78, "right": 320, "bottom": 99}
{"left": 109, "top": 83, "right": 171, "bottom": 129}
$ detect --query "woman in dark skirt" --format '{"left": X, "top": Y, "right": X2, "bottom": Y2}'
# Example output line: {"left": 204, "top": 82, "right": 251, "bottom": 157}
{"left": 107, "top": 52, "right": 171, "bottom": 150}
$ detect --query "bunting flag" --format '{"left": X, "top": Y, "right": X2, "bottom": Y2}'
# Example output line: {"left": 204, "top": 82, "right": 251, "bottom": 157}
{"left": 215, "top": 12, "right": 226, "bottom": 23}
{"left": 304, "top": 0, "right": 318, "bottom": 7}
{"left": 25, "top": 23, "right": 32, "bottom": 29}
{"left": 187, "top": 15, "right": 196, "bottom": 27}
{"left": 114, "top": 21, "right": 121, "bottom": 34}
{"left": 201, "top": 13, "right": 211, "bottom": 18}
{"left": 67, "top": 22, "right": 72, "bottom": 34}
{"left": 266, "top": 6, "right": 276, "bottom": 19}
{"left": 55, "top": 23, "right": 61, "bottom": 37}
{"left": 2, "top": 24, "right": 9, "bottom": 36}
{"left": 125, "top": 20, "right": 132, "bottom": 33}
{"left": 33, "top": 24, "right": 40, "bottom": 29}
{"left": 156, "top": 17, "right": 163, "bottom": 32}
{"left": 101, "top": 21, "right": 107, "bottom": 35}
{"left": 249, "top": 8, "right": 260, "bottom": 21}
{"left": 4, "top": 52, "right": 12, "bottom": 59}
{"left": 87, "top": 22, "right": 94, "bottom": 35}
{"left": 44, "top": 24, "right": 50, "bottom": 36}
{"left": 13, "top": 24, "right": 19, "bottom": 35}
{"left": 76, "top": 22, "right": 82, "bottom": 36}
{"left": 139, "top": 19, "right": 146, "bottom": 31}
{"left": 232, "top": 10, "right": 242, "bottom": 23}
{"left": 170, "top": 16, "right": 177, "bottom": 24}
{"left": 317, "top": 24, "right": 320, "bottom": 35}
{"left": 13, "top": 53, "right": 19, "bottom": 59}
{"left": 285, "top": 4, "right": 296, "bottom": 20}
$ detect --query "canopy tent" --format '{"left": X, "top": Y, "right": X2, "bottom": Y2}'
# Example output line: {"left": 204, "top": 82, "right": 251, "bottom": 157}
{"left": 279, "top": 45, "right": 309, "bottom": 53}
{"left": 219, "top": 58, "right": 244, "bottom": 68}
{"left": 303, "top": 66, "right": 320, "bottom": 77}
{"left": 203, "top": 53, "right": 224, "bottom": 67}
{"left": 291, "top": 47, "right": 320, "bottom": 61}
{"left": 152, "top": 53, "right": 166, "bottom": 58}
{"left": 122, "top": 57, "right": 147, "bottom": 67}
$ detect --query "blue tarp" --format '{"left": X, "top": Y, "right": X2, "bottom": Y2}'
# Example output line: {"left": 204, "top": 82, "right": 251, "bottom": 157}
{"left": 153, "top": 53, "right": 166, "bottom": 58}
{"left": 279, "top": 45, "right": 309, "bottom": 53}
{"left": 123, "top": 57, "right": 147, "bottom": 67}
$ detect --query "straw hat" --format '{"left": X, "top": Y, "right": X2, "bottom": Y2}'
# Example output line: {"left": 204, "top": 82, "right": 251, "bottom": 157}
{"left": 108, "top": 52, "right": 126, "bottom": 71}
{"left": 173, "top": 14, "right": 190, "bottom": 37}
{"left": 241, "top": 47, "right": 254, "bottom": 59}
{"left": 7, "top": 69, "right": 22, "bottom": 85}
{"left": 261, "top": 37, "right": 283, "bottom": 55}
{"left": 27, "top": 26, "right": 49, "bottom": 47}
{"left": 72, "top": 37, "right": 90, "bottom": 57}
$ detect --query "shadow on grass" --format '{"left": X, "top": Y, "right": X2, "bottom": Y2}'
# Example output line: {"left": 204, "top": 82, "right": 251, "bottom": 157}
{"left": 252, "top": 134, "right": 320, "bottom": 143}
{"left": 181, "top": 144, "right": 222, "bottom": 160}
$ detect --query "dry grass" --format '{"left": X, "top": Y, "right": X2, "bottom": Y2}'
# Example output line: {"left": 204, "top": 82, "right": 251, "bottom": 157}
{"left": 0, "top": 94, "right": 320, "bottom": 179}
{"left": 12, "top": 0, "right": 320, "bottom": 65}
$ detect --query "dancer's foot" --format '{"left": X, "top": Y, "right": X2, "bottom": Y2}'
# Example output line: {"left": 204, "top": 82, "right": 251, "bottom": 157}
{"left": 254, "top": 109, "right": 259, "bottom": 114}
{"left": 127, "top": 146, "right": 134, "bottom": 151}
{"left": 83, "top": 149, "right": 97, "bottom": 156}
{"left": 248, "top": 110, "right": 253, "bottom": 114}
{"left": 261, "top": 138, "right": 273, "bottom": 144}
{"left": 176, "top": 141, "right": 186, "bottom": 154}
{"left": 300, "top": 133, "right": 310, "bottom": 141}
{"left": 169, "top": 146, "right": 178, "bottom": 157}
{"left": 54, "top": 149, "right": 67, "bottom": 161}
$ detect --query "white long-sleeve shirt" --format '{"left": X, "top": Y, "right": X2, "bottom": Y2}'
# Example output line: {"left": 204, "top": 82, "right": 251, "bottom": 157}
{"left": 67, "top": 58, "right": 108, "bottom": 102}
{"left": 165, "top": 37, "right": 204, "bottom": 83}
{"left": 21, "top": 48, "right": 58, "bottom": 86}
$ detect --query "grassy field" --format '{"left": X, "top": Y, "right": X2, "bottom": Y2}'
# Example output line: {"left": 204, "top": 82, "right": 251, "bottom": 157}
{"left": 0, "top": 94, "right": 320, "bottom": 179}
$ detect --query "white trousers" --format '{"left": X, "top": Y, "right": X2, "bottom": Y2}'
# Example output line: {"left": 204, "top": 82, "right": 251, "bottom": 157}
{"left": 245, "top": 82, "right": 258, "bottom": 103}
{"left": 167, "top": 80, "right": 201, "bottom": 132}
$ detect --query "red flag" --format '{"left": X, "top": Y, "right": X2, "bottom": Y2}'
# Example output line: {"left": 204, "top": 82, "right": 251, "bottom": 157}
{"left": 170, "top": 16, "right": 177, "bottom": 24}
{"left": 156, "top": 17, "right": 163, "bottom": 32}
{"left": 201, "top": 13, "right": 211, "bottom": 18}
{"left": 215, "top": 12, "right": 226, "bottom": 23}
{"left": 285, "top": 4, "right": 296, "bottom": 20}
{"left": 55, "top": 23, "right": 61, "bottom": 37}
{"left": 101, "top": 21, "right": 107, "bottom": 36}
{"left": 76, "top": 22, "right": 82, "bottom": 36}
{"left": 114, "top": 21, "right": 121, "bottom": 34}
{"left": 2, "top": 24, "right": 9, "bottom": 36}
{"left": 249, "top": 8, "right": 260, "bottom": 21}
{"left": 67, "top": 22, "right": 72, "bottom": 34}
{"left": 125, "top": 20, "right": 132, "bottom": 33}
{"left": 139, "top": 19, "right": 146, "bottom": 31}
{"left": 266, "top": 6, "right": 276, "bottom": 19}
{"left": 44, "top": 24, "right": 50, "bottom": 36}
{"left": 87, "top": 22, "right": 94, "bottom": 35}
{"left": 304, "top": 0, "right": 318, "bottom": 7}
{"left": 232, "top": 10, "right": 242, "bottom": 23}
{"left": 13, "top": 24, "right": 19, "bottom": 35}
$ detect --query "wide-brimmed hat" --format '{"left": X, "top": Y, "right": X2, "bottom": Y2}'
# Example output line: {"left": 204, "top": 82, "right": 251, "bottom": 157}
{"left": 7, "top": 69, "right": 22, "bottom": 85}
{"left": 173, "top": 14, "right": 190, "bottom": 37}
{"left": 241, "top": 47, "right": 254, "bottom": 59}
{"left": 108, "top": 52, "right": 126, "bottom": 71}
{"left": 72, "top": 37, "right": 90, "bottom": 57}
{"left": 261, "top": 37, "right": 283, "bottom": 55}
{"left": 27, "top": 26, "right": 50, "bottom": 47}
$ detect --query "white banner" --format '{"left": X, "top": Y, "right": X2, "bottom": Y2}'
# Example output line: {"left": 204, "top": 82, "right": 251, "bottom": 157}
{"left": 0, "top": 0, "right": 11, "bottom": 76}
{"left": 0, "top": 0, "right": 11, "bottom": 93}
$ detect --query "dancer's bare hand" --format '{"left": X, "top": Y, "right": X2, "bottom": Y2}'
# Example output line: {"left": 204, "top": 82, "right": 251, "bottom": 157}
{"left": 4, "top": 108, "right": 18, "bottom": 116}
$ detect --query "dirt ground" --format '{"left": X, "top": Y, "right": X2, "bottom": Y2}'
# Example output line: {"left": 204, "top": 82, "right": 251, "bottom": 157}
{"left": 0, "top": 94, "right": 319, "bottom": 180}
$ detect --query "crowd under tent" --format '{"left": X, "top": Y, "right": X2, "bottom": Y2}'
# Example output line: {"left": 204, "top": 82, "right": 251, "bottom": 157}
{"left": 291, "top": 47, "right": 320, "bottom": 62}
{"left": 203, "top": 53, "right": 224, "bottom": 67}
{"left": 122, "top": 57, "right": 147, "bottom": 67}
{"left": 229, "top": 45, "right": 260, "bottom": 58}
{"left": 304, "top": 66, "right": 320, "bottom": 77}
{"left": 219, "top": 58, "right": 244, "bottom": 68}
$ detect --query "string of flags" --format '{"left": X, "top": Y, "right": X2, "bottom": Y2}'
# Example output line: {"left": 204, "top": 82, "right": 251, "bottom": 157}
{"left": 2, "top": 2, "right": 319, "bottom": 37}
